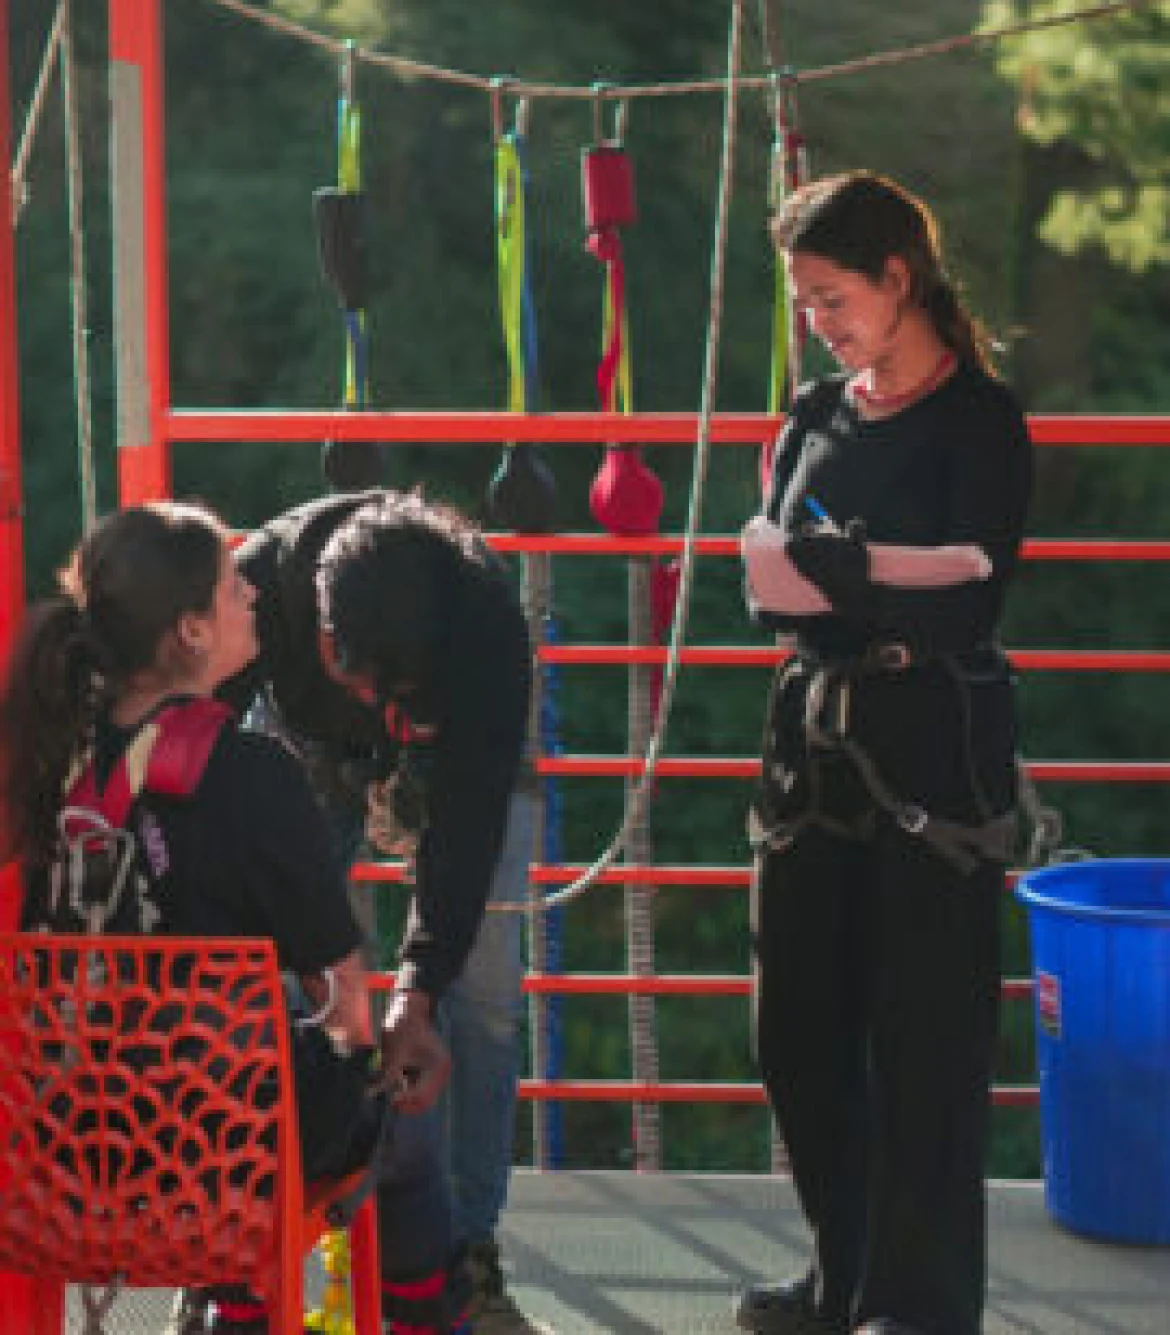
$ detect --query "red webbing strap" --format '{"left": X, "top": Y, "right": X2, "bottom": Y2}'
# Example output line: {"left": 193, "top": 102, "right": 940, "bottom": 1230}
{"left": 145, "top": 699, "right": 233, "bottom": 796}
{"left": 62, "top": 698, "right": 233, "bottom": 827}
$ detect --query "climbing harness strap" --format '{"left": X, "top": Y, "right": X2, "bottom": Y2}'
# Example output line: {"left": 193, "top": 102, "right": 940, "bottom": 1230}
{"left": 753, "top": 649, "right": 1017, "bottom": 875}
{"left": 833, "top": 727, "right": 1016, "bottom": 875}
{"left": 43, "top": 700, "right": 232, "bottom": 936}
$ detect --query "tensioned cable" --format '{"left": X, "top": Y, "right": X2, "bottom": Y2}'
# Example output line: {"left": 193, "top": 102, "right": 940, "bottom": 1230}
{"left": 9, "top": 0, "right": 67, "bottom": 226}
{"left": 60, "top": 0, "right": 96, "bottom": 533}
{"left": 204, "top": 0, "right": 1155, "bottom": 101}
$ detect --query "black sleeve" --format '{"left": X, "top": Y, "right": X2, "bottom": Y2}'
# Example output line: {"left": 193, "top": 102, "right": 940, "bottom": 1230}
{"left": 854, "top": 383, "right": 1033, "bottom": 647}
{"left": 395, "top": 594, "right": 532, "bottom": 1000}
{"left": 209, "top": 732, "right": 363, "bottom": 976}
{"left": 747, "top": 379, "right": 837, "bottom": 634}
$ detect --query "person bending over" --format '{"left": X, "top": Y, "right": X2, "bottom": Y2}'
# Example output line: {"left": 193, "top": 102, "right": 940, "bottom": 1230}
{"left": 220, "top": 488, "right": 547, "bottom": 1334}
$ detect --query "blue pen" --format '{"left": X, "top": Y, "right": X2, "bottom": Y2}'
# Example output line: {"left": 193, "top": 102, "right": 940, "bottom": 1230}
{"left": 803, "top": 495, "right": 831, "bottom": 524}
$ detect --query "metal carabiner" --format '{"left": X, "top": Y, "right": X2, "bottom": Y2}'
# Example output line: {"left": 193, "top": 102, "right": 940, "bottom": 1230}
{"left": 897, "top": 804, "right": 929, "bottom": 836}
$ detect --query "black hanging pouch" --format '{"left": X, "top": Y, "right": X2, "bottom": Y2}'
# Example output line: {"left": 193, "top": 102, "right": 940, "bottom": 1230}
{"left": 313, "top": 187, "right": 368, "bottom": 311}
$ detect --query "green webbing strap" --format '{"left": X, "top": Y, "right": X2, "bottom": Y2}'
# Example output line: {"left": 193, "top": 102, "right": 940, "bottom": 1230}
{"left": 338, "top": 98, "right": 361, "bottom": 193}
{"left": 339, "top": 42, "right": 366, "bottom": 411}
{"left": 495, "top": 133, "right": 526, "bottom": 414}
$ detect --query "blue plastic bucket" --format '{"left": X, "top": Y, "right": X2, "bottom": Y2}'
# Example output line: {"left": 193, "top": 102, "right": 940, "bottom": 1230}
{"left": 1016, "top": 859, "right": 1170, "bottom": 1244}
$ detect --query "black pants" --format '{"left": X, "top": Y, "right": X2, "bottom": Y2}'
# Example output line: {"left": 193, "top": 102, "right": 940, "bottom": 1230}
{"left": 753, "top": 819, "right": 1002, "bottom": 1335}
{"left": 751, "top": 658, "right": 1013, "bottom": 1334}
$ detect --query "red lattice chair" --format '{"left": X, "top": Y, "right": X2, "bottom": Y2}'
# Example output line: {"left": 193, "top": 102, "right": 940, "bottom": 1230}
{"left": 0, "top": 932, "right": 381, "bottom": 1334}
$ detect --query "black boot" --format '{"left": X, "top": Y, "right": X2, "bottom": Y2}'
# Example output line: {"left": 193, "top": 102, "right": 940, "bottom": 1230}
{"left": 734, "top": 1272, "right": 847, "bottom": 1334}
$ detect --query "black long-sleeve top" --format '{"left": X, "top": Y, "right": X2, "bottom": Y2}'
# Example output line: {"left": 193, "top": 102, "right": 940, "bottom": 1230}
{"left": 220, "top": 492, "right": 532, "bottom": 1001}
{"left": 755, "top": 363, "right": 1033, "bottom": 657}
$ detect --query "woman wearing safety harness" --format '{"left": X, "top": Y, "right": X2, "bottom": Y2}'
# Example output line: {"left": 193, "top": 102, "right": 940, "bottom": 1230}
{"left": 736, "top": 172, "right": 1033, "bottom": 1335}
{"left": 0, "top": 503, "right": 442, "bottom": 1335}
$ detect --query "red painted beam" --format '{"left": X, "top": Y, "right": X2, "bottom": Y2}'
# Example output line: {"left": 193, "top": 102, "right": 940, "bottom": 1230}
{"left": 537, "top": 645, "right": 1170, "bottom": 672}
{"left": 164, "top": 409, "right": 1170, "bottom": 448}
{"left": 535, "top": 756, "right": 1170, "bottom": 782}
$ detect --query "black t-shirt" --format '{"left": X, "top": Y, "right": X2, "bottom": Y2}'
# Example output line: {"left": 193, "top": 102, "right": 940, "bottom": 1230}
{"left": 220, "top": 493, "right": 533, "bottom": 1000}
{"left": 22, "top": 709, "right": 362, "bottom": 978}
{"left": 756, "top": 362, "right": 1034, "bottom": 657}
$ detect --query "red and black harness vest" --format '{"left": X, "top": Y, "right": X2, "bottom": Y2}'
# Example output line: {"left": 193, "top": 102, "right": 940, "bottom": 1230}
{"left": 34, "top": 699, "right": 232, "bottom": 936}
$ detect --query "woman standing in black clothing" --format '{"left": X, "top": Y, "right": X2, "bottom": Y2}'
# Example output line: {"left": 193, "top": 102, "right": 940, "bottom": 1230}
{"left": 736, "top": 173, "right": 1033, "bottom": 1335}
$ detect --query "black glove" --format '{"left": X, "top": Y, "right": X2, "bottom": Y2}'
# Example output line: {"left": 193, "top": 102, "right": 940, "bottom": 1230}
{"left": 785, "top": 518, "right": 870, "bottom": 612}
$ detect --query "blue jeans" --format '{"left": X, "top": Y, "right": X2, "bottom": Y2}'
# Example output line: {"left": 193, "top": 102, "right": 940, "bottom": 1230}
{"left": 245, "top": 689, "right": 529, "bottom": 1254}
{"left": 441, "top": 788, "right": 530, "bottom": 1246}
{"left": 356, "top": 788, "right": 531, "bottom": 1256}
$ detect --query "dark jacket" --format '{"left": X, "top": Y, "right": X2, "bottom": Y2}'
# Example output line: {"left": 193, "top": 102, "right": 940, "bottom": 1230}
{"left": 221, "top": 492, "right": 532, "bottom": 999}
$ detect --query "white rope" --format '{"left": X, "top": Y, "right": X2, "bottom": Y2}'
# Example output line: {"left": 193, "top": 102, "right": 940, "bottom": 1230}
{"left": 201, "top": 0, "right": 1156, "bottom": 103}
{"left": 626, "top": 557, "right": 661, "bottom": 1169}
{"left": 10, "top": 0, "right": 66, "bottom": 225}
{"left": 60, "top": 0, "right": 97, "bottom": 533}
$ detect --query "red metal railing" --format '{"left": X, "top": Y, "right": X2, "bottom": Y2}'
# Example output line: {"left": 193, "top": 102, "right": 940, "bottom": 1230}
{"left": 0, "top": 0, "right": 1146, "bottom": 1135}
{"left": 538, "top": 645, "right": 1170, "bottom": 672}
{"left": 163, "top": 408, "right": 1170, "bottom": 448}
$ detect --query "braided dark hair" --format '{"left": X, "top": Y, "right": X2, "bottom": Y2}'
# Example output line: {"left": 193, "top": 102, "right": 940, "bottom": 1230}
{"left": 771, "top": 170, "right": 996, "bottom": 373}
{"left": 0, "top": 502, "right": 226, "bottom": 865}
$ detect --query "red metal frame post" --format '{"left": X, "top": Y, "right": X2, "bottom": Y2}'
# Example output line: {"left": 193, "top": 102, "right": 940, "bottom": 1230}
{"left": 0, "top": 19, "right": 40, "bottom": 1335}
{"left": 109, "top": 0, "right": 171, "bottom": 503}
{"left": 0, "top": 0, "right": 27, "bottom": 947}
{"left": 0, "top": 0, "right": 23, "bottom": 666}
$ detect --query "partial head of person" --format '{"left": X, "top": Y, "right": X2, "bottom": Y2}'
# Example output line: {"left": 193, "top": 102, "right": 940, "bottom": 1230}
{"left": 315, "top": 489, "right": 486, "bottom": 709}
{"left": 0, "top": 501, "right": 256, "bottom": 865}
{"left": 771, "top": 170, "right": 994, "bottom": 376}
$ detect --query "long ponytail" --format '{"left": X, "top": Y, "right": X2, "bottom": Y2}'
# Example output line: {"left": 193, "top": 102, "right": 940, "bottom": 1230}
{"left": 927, "top": 276, "right": 995, "bottom": 375}
{"left": 0, "top": 597, "right": 105, "bottom": 865}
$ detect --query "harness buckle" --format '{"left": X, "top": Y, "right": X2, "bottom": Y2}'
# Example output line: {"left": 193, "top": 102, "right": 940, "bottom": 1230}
{"left": 897, "top": 803, "right": 929, "bottom": 835}
{"left": 873, "top": 641, "right": 913, "bottom": 671}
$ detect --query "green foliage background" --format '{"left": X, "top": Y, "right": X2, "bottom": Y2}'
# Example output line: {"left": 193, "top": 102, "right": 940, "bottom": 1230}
{"left": 8, "top": 0, "right": 1169, "bottom": 1178}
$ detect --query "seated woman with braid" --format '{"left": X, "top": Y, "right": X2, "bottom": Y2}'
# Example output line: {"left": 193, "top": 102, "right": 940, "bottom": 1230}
{"left": 0, "top": 502, "right": 465, "bottom": 1335}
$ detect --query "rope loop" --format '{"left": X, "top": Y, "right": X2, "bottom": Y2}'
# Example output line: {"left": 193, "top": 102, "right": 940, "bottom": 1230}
{"left": 490, "top": 74, "right": 509, "bottom": 143}
{"left": 590, "top": 82, "right": 627, "bottom": 145}
{"left": 767, "top": 65, "right": 800, "bottom": 134}
{"left": 340, "top": 38, "right": 356, "bottom": 105}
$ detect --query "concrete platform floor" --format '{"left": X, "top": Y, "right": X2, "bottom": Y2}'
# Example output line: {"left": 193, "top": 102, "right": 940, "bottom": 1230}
{"left": 63, "top": 1170, "right": 1170, "bottom": 1333}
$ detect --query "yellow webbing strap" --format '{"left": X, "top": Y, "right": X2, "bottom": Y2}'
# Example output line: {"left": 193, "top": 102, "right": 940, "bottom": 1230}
{"left": 495, "top": 134, "right": 527, "bottom": 414}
